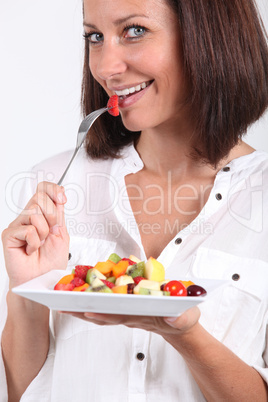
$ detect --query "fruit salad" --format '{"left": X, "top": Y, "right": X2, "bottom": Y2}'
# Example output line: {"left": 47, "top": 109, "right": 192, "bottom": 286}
{"left": 54, "top": 254, "right": 207, "bottom": 297}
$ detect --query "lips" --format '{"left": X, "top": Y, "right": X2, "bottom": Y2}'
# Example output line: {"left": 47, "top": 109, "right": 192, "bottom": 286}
{"left": 114, "top": 80, "right": 153, "bottom": 99}
{"left": 117, "top": 81, "right": 153, "bottom": 109}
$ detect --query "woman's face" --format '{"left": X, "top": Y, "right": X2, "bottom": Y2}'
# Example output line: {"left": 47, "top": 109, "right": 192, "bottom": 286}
{"left": 83, "top": 0, "right": 188, "bottom": 132}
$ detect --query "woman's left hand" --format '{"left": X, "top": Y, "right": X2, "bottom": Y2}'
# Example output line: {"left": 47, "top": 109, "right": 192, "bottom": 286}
{"left": 60, "top": 306, "right": 201, "bottom": 338}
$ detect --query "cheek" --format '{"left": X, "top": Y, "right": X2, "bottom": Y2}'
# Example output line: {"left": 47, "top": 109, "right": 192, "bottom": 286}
{"left": 89, "top": 54, "right": 97, "bottom": 80}
{"left": 89, "top": 55, "right": 106, "bottom": 90}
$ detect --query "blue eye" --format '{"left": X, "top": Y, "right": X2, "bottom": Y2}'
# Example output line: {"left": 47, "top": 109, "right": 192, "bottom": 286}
{"left": 83, "top": 32, "right": 103, "bottom": 44}
{"left": 125, "top": 25, "right": 146, "bottom": 38}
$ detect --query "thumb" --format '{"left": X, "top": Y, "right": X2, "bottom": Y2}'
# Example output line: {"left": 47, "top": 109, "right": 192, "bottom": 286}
{"left": 164, "top": 306, "right": 201, "bottom": 331}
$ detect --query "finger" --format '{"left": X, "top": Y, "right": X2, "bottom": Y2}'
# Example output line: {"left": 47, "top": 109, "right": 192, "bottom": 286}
{"left": 60, "top": 312, "right": 127, "bottom": 326}
{"left": 33, "top": 183, "right": 67, "bottom": 229}
{"left": 21, "top": 181, "right": 66, "bottom": 223}
{"left": 29, "top": 205, "right": 50, "bottom": 241}
{"left": 83, "top": 313, "right": 156, "bottom": 330}
{"left": 4, "top": 224, "right": 42, "bottom": 255}
{"left": 84, "top": 312, "right": 118, "bottom": 324}
{"left": 164, "top": 306, "right": 201, "bottom": 330}
{"left": 36, "top": 182, "right": 67, "bottom": 205}
{"left": 14, "top": 204, "right": 50, "bottom": 242}
{"left": 59, "top": 312, "right": 109, "bottom": 326}
{"left": 10, "top": 193, "right": 65, "bottom": 232}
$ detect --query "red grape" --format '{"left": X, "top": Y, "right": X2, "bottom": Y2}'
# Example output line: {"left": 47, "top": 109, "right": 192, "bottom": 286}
{"left": 187, "top": 285, "right": 207, "bottom": 297}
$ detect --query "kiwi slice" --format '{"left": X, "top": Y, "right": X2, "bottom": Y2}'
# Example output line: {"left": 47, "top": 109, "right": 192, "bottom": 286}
{"left": 108, "top": 253, "right": 121, "bottom": 263}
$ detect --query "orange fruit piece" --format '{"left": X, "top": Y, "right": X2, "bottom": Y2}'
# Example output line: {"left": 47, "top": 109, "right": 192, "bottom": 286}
{"left": 112, "top": 260, "right": 129, "bottom": 278}
{"left": 94, "top": 260, "right": 115, "bottom": 275}
{"left": 112, "top": 285, "right": 128, "bottom": 294}
{"left": 57, "top": 274, "right": 75, "bottom": 285}
{"left": 73, "top": 283, "right": 89, "bottom": 292}
{"left": 179, "top": 280, "right": 195, "bottom": 288}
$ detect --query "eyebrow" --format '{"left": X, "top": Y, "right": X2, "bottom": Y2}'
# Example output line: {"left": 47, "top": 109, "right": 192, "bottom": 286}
{"left": 83, "top": 13, "right": 149, "bottom": 29}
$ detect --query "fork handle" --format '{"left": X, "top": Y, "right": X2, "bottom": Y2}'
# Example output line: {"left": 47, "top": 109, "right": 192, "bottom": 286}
{"left": 57, "top": 147, "right": 80, "bottom": 186}
{"left": 57, "top": 106, "right": 109, "bottom": 186}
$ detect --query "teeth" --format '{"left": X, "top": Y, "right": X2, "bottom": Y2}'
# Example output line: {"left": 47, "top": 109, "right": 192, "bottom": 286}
{"left": 115, "top": 81, "right": 149, "bottom": 96}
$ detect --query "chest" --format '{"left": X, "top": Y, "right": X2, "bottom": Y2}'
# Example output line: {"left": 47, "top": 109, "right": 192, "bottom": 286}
{"left": 125, "top": 173, "right": 214, "bottom": 258}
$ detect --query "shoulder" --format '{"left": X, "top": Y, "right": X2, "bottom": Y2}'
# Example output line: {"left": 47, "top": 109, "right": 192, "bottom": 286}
{"left": 246, "top": 151, "right": 268, "bottom": 192}
{"left": 230, "top": 150, "right": 268, "bottom": 183}
{"left": 31, "top": 147, "right": 117, "bottom": 185}
{"left": 228, "top": 150, "right": 268, "bottom": 232}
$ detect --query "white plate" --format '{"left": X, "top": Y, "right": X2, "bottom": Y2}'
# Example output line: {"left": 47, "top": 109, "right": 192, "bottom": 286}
{"left": 12, "top": 270, "right": 227, "bottom": 316}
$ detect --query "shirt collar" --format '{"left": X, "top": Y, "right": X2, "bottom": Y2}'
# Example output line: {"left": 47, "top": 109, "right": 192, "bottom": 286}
{"left": 119, "top": 143, "right": 144, "bottom": 175}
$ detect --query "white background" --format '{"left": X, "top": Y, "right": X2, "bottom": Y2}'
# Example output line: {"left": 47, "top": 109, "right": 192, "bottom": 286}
{"left": 0, "top": 0, "right": 268, "bottom": 294}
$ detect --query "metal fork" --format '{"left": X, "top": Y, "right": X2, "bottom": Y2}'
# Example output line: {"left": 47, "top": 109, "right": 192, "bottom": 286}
{"left": 57, "top": 107, "right": 108, "bottom": 185}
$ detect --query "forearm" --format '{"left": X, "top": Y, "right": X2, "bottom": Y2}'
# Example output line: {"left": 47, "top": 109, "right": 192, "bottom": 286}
{"left": 2, "top": 290, "right": 50, "bottom": 402}
{"left": 163, "top": 323, "right": 268, "bottom": 401}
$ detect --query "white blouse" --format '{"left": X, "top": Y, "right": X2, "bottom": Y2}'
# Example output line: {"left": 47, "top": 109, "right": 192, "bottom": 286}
{"left": 1, "top": 144, "right": 268, "bottom": 401}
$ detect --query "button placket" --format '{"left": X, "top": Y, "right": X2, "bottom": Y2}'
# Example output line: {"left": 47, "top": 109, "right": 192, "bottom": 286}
{"left": 155, "top": 164, "right": 232, "bottom": 266}
{"left": 212, "top": 165, "right": 232, "bottom": 204}
{"left": 128, "top": 329, "right": 150, "bottom": 397}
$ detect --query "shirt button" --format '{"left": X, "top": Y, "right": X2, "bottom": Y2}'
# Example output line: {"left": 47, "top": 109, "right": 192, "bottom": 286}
{"left": 215, "top": 193, "right": 222, "bottom": 200}
{"left": 222, "top": 167, "right": 230, "bottom": 172}
{"left": 136, "top": 352, "right": 145, "bottom": 361}
{"left": 232, "top": 273, "right": 240, "bottom": 281}
{"left": 175, "top": 238, "right": 182, "bottom": 245}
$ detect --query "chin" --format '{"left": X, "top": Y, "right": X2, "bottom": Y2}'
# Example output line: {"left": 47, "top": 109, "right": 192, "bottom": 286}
{"left": 121, "top": 119, "right": 142, "bottom": 133}
{"left": 121, "top": 113, "right": 151, "bottom": 133}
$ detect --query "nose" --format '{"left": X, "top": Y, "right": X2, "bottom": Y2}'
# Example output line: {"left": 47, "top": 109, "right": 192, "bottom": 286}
{"left": 93, "top": 41, "right": 127, "bottom": 81}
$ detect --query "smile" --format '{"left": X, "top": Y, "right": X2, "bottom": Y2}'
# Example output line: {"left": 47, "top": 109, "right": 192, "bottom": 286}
{"left": 114, "top": 81, "right": 152, "bottom": 97}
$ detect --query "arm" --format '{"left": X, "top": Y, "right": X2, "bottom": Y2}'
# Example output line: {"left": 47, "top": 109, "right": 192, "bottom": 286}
{"left": 1, "top": 182, "right": 69, "bottom": 401}
{"left": 163, "top": 311, "right": 268, "bottom": 402}
{"left": 2, "top": 293, "right": 50, "bottom": 401}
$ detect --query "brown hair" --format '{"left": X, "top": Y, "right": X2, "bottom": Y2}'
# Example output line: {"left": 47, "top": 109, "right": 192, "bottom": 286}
{"left": 81, "top": 0, "right": 268, "bottom": 165}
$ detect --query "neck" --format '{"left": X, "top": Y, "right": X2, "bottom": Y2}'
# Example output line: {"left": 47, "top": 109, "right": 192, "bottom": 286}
{"left": 136, "top": 127, "right": 255, "bottom": 180}
{"left": 136, "top": 122, "right": 208, "bottom": 179}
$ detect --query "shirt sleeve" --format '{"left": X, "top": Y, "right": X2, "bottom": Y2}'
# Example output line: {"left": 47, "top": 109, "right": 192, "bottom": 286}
{"left": 252, "top": 319, "right": 268, "bottom": 385}
{"left": 0, "top": 280, "right": 8, "bottom": 402}
{"left": 0, "top": 169, "right": 56, "bottom": 401}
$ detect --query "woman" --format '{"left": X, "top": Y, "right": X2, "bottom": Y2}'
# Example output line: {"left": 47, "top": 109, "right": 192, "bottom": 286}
{"left": 1, "top": 0, "right": 268, "bottom": 400}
